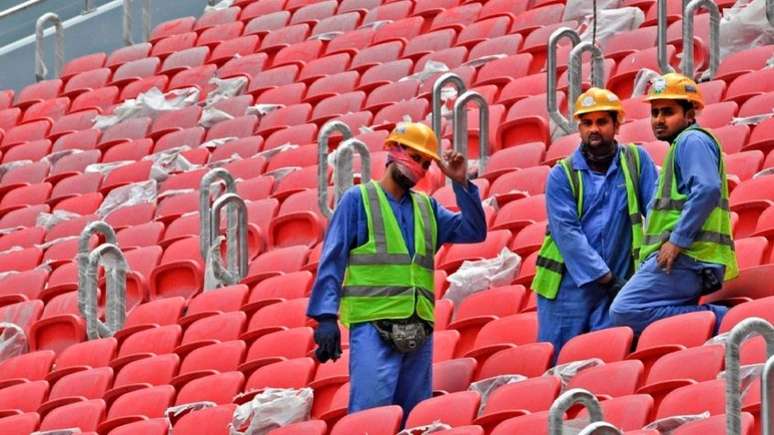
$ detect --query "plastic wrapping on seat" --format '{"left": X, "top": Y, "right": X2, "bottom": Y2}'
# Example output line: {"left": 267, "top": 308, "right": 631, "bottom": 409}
{"left": 93, "top": 87, "right": 200, "bottom": 130}
{"left": 229, "top": 388, "right": 313, "bottom": 435}
{"left": 0, "top": 321, "right": 27, "bottom": 363}
{"left": 397, "top": 421, "right": 454, "bottom": 435}
{"left": 85, "top": 161, "right": 134, "bottom": 177}
{"left": 579, "top": 7, "right": 645, "bottom": 45}
{"left": 200, "top": 108, "right": 235, "bottom": 128}
{"left": 717, "top": 363, "right": 763, "bottom": 399}
{"left": 204, "top": 235, "right": 239, "bottom": 291}
{"left": 98, "top": 180, "right": 158, "bottom": 218}
{"left": 31, "top": 429, "right": 85, "bottom": 435}
{"left": 642, "top": 411, "right": 710, "bottom": 432}
{"left": 144, "top": 146, "right": 199, "bottom": 178}
{"left": 206, "top": 77, "right": 249, "bottom": 108}
{"left": 444, "top": 248, "right": 522, "bottom": 308}
{"left": 205, "top": 0, "right": 234, "bottom": 12}
{"left": 469, "top": 375, "right": 527, "bottom": 417}
{"left": 732, "top": 112, "right": 774, "bottom": 126}
{"left": 719, "top": 0, "right": 774, "bottom": 60}
{"left": 563, "top": 0, "right": 621, "bottom": 22}
{"left": 166, "top": 400, "right": 217, "bottom": 426}
{"left": 36, "top": 210, "right": 81, "bottom": 231}
{"left": 631, "top": 68, "right": 665, "bottom": 98}
{"left": 545, "top": 358, "right": 605, "bottom": 390}
{"left": 0, "top": 160, "right": 37, "bottom": 180}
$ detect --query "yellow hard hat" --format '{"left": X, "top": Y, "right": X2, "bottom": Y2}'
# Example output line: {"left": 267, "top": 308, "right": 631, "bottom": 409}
{"left": 573, "top": 87, "right": 625, "bottom": 123}
{"left": 385, "top": 122, "right": 441, "bottom": 161}
{"left": 644, "top": 73, "right": 704, "bottom": 110}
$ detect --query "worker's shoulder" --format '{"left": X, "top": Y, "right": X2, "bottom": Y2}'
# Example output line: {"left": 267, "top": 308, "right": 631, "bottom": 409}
{"left": 677, "top": 127, "right": 718, "bottom": 148}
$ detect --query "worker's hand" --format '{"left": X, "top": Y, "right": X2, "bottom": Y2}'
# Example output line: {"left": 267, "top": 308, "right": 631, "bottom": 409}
{"left": 657, "top": 241, "right": 682, "bottom": 274}
{"left": 597, "top": 272, "right": 613, "bottom": 285}
{"left": 437, "top": 149, "right": 468, "bottom": 186}
{"left": 313, "top": 315, "right": 342, "bottom": 363}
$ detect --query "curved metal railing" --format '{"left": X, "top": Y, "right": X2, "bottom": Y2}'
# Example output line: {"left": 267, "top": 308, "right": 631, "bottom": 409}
{"left": 682, "top": 0, "right": 720, "bottom": 79}
{"left": 549, "top": 388, "right": 605, "bottom": 435}
{"left": 199, "top": 168, "right": 237, "bottom": 261}
{"left": 77, "top": 221, "right": 117, "bottom": 317}
{"left": 577, "top": 421, "right": 624, "bottom": 435}
{"left": 123, "top": 0, "right": 152, "bottom": 45}
{"left": 763, "top": 354, "right": 774, "bottom": 435}
{"left": 453, "top": 90, "right": 489, "bottom": 174}
{"left": 318, "top": 120, "right": 354, "bottom": 218}
{"left": 35, "top": 12, "right": 64, "bottom": 82}
{"left": 80, "top": 243, "right": 127, "bottom": 339}
{"left": 431, "top": 72, "right": 467, "bottom": 150}
{"left": 725, "top": 317, "right": 774, "bottom": 435}
{"left": 547, "top": 27, "right": 582, "bottom": 135}
{"left": 210, "top": 192, "right": 248, "bottom": 284}
{"left": 333, "top": 137, "right": 372, "bottom": 204}
{"left": 568, "top": 41, "right": 606, "bottom": 125}
{"left": 656, "top": 0, "right": 678, "bottom": 74}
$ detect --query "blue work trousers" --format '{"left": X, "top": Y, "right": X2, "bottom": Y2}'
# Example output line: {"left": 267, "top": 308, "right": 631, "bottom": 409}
{"left": 610, "top": 254, "right": 727, "bottom": 334}
{"left": 348, "top": 322, "right": 432, "bottom": 424}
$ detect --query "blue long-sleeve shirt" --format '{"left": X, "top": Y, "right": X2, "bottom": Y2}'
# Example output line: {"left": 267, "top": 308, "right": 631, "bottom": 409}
{"left": 546, "top": 145, "right": 658, "bottom": 289}
{"left": 307, "top": 181, "right": 487, "bottom": 319}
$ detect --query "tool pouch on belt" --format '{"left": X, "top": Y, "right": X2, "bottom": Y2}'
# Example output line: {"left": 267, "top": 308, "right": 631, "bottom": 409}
{"left": 373, "top": 315, "right": 432, "bottom": 353}
{"left": 700, "top": 267, "right": 722, "bottom": 294}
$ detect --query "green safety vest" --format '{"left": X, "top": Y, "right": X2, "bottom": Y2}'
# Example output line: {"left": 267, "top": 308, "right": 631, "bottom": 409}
{"left": 531, "top": 144, "right": 644, "bottom": 300}
{"left": 339, "top": 181, "right": 437, "bottom": 327}
{"left": 639, "top": 126, "right": 739, "bottom": 280}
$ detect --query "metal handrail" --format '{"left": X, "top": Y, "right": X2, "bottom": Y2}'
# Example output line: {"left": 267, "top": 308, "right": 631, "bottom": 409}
{"left": 334, "top": 138, "right": 372, "bottom": 205}
{"left": 199, "top": 168, "right": 237, "bottom": 261}
{"left": 763, "top": 354, "right": 774, "bottom": 435}
{"left": 725, "top": 317, "right": 774, "bottom": 435}
{"left": 547, "top": 27, "right": 582, "bottom": 135}
{"left": 35, "top": 12, "right": 64, "bottom": 82}
{"left": 568, "top": 41, "right": 606, "bottom": 128}
{"left": 84, "top": 0, "right": 95, "bottom": 13}
{"left": 81, "top": 243, "right": 127, "bottom": 339}
{"left": 431, "top": 72, "right": 467, "bottom": 150}
{"left": 682, "top": 0, "right": 720, "bottom": 79}
{"left": 211, "top": 193, "right": 248, "bottom": 284}
{"left": 453, "top": 90, "right": 489, "bottom": 174}
{"left": 77, "top": 221, "right": 117, "bottom": 320}
{"left": 123, "top": 0, "right": 152, "bottom": 45}
{"left": 549, "top": 388, "right": 605, "bottom": 435}
{"left": 318, "top": 120, "right": 354, "bottom": 218}
{"left": 577, "top": 421, "right": 624, "bottom": 435}
{"left": 656, "top": 0, "right": 678, "bottom": 74}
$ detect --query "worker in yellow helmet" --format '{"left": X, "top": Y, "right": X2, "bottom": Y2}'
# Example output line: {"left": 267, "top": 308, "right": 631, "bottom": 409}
{"left": 307, "top": 121, "right": 487, "bottom": 422}
{"left": 610, "top": 73, "right": 738, "bottom": 334}
{"left": 532, "top": 87, "right": 658, "bottom": 358}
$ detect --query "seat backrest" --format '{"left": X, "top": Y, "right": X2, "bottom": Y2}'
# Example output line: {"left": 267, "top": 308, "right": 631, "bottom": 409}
{"left": 477, "top": 341, "right": 553, "bottom": 380}
{"left": 114, "top": 353, "right": 180, "bottom": 387}
{"left": 557, "top": 327, "right": 633, "bottom": 364}
{"left": 39, "top": 399, "right": 106, "bottom": 432}
{"left": 330, "top": 406, "right": 402, "bottom": 435}
{"left": 53, "top": 337, "right": 117, "bottom": 371}
{"left": 483, "top": 376, "right": 560, "bottom": 416}
{"left": 432, "top": 358, "right": 477, "bottom": 394}
{"left": 245, "top": 357, "right": 317, "bottom": 391}
{"left": 453, "top": 286, "right": 525, "bottom": 321}
{"left": 567, "top": 360, "right": 644, "bottom": 398}
{"left": 118, "top": 324, "right": 183, "bottom": 357}
{"left": 575, "top": 394, "right": 654, "bottom": 432}
{"left": 656, "top": 379, "right": 726, "bottom": 419}
{"left": 175, "top": 371, "right": 245, "bottom": 405}
{"left": 173, "top": 404, "right": 237, "bottom": 435}
{"left": 636, "top": 311, "right": 716, "bottom": 351}
{"left": 645, "top": 344, "right": 725, "bottom": 385}
{"left": 179, "top": 340, "right": 246, "bottom": 375}
{"left": 405, "top": 391, "right": 481, "bottom": 428}
{"left": 182, "top": 311, "right": 247, "bottom": 344}
{"left": 49, "top": 366, "right": 113, "bottom": 401}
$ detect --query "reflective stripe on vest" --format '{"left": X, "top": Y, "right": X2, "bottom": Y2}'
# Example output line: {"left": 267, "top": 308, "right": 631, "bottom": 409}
{"left": 639, "top": 126, "right": 739, "bottom": 281}
{"left": 531, "top": 144, "right": 644, "bottom": 300}
{"left": 340, "top": 181, "right": 437, "bottom": 326}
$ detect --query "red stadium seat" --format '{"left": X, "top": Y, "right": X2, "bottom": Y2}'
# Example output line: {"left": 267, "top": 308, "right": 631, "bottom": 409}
{"left": 406, "top": 391, "right": 481, "bottom": 428}
{"left": 473, "top": 376, "right": 560, "bottom": 432}
{"left": 557, "top": 327, "right": 634, "bottom": 364}
{"left": 38, "top": 399, "right": 106, "bottom": 432}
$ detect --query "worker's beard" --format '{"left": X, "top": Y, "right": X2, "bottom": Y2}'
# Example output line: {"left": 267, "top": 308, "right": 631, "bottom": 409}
{"left": 390, "top": 163, "right": 417, "bottom": 190}
{"left": 580, "top": 137, "right": 618, "bottom": 172}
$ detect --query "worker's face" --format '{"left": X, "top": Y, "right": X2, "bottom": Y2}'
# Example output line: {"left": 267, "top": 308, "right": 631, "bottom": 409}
{"left": 650, "top": 99, "right": 695, "bottom": 142}
{"left": 388, "top": 144, "right": 431, "bottom": 190}
{"left": 578, "top": 111, "right": 619, "bottom": 151}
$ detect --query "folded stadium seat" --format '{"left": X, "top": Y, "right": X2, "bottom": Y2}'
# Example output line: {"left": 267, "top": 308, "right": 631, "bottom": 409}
{"left": 22, "top": 97, "right": 70, "bottom": 123}
{"left": 61, "top": 68, "right": 112, "bottom": 100}
{"left": 103, "top": 137, "right": 153, "bottom": 163}
{"left": 151, "top": 32, "right": 197, "bottom": 60}
{"left": 14, "top": 79, "right": 63, "bottom": 110}
{"left": 447, "top": 286, "right": 525, "bottom": 358}
{"left": 238, "top": 326, "right": 314, "bottom": 377}
{"left": 109, "top": 57, "right": 161, "bottom": 88}
{"left": 0, "top": 107, "right": 20, "bottom": 131}
{"left": 255, "top": 103, "right": 311, "bottom": 136}
{"left": 193, "top": 6, "right": 240, "bottom": 32}
{"left": 153, "top": 126, "right": 204, "bottom": 153}
{"left": 47, "top": 107, "right": 99, "bottom": 141}
{"left": 411, "top": 0, "right": 460, "bottom": 20}
{"left": 432, "top": 357, "right": 477, "bottom": 396}
{"left": 371, "top": 16, "right": 424, "bottom": 47}
{"left": 177, "top": 284, "right": 248, "bottom": 327}
{"left": 44, "top": 337, "right": 117, "bottom": 385}
{"left": 104, "top": 353, "right": 178, "bottom": 405}
{"left": 60, "top": 52, "right": 107, "bottom": 83}
{"left": 123, "top": 78, "right": 172, "bottom": 108}
{"left": 454, "top": 17, "right": 510, "bottom": 52}
{"left": 471, "top": 376, "right": 559, "bottom": 432}
{"left": 309, "top": 91, "right": 366, "bottom": 126}
{"left": 99, "top": 160, "right": 153, "bottom": 195}
{"left": 172, "top": 403, "right": 237, "bottom": 435}
{"left": 431, "top": 178, "right": 489, "bottom": 212}
{"left": 170, "top": 340, "right": 246, "bottom": 390}
{"left": 740, "top": 92, "right": 774, "bottom": 119}
{"left": 674, "top": 412, "right": 754, "bottom": 435}
{"left": 303, "top": 73, "right": 357, "bottom": 106}
{"left": 289, "top": 0, "right": 336, "bottom": 25}
{"left": 0, "top": 243, "right": 42, "bottom": 272}
{"left": 608, "top": 46, "right": 677, "bottom": 99}
{"left": 290, "top": 57, "right": 345, "bottom": 89}
{"left": 362, "top": 0, "right": 411, "bottom": 23}
{"left": 656, "top": 379, "right": 726, "bottom": 419}
{"left": 508, "top": 220, "right": 547, "bottom": 257}
{"left": 574, "top": 394, "right": 654, "bottom": 432}
{"left": 557, "top": 327, "right": 634, "bottom": 365}
{"left": 372, "top": 98, "right": 429, "bottom": 131}
{"left": 405, "top": 391, "right": 480, "bottom": 428}
{"left": 566, "top": 359, "right": 644, "bottom": 401}
{"left": 0, "top": 379, "right": 48, "bottom": 415}
{"left": 176, "top": 371, "right": 245, "bottom": 406}
{"left": 432, "top": 330, "right": 460, "bottom": 365}
{"left": 97, "top": 117, "right": 151, "bottom": 152}
{"left": 619, "top": 118, "right": 657, "bottom": 144}
{"left": 520, "top": 21, "right": 582, "bottom": 75}
{"left": 2, "top": 139, "right": 51, "bottom": 163}
{"left": 402, "top": 29, "right": 457, "bottom": 64}
{"left": 621, "top": 97, "right": 651, "bottom": 122}
{"left": 726, "top": 151, "right": 765, "bottom": 184}
{"left": 729, "top": 176, "right": 774, "bottom": 238}
{"left": 602, "top": 26, "right": 658, "bottom": 63}
{"left": 267, "top": 188, "right": 329, "bottom": 249}
{"left": 107, "top": 418, "right": 170, "bottom": 435}
{"left": 208, "top": 136, "right": 263, "bottom": 162}
{"left": 324, "top": 28, "right": 375, "bottom": 59}
{"left": 264, "top": 143, "right": 317, "bottom": 171}
{"left": 350, "top": 42, "right": 406, "bottom": 76}
{"left": 98, "top": 384, "right": 176, "bottom": 434}
{"left": 0, "top": 182, "right": 52, "bottom": 217}
{"left": 149, "top": 16, "right": 195, "bottom": 43}
{"left": 149, "top": 236, "right": 204, "bottom": 300}
{"left": 489, "top": 410, "right": 551, "bottom": 435}
{"left": 716, "top": 45, "right": 774, "bottom": 83}
{"left": 1, "top": 119, "right": 51, "bottom": 149}
{"left": 259, "top": 23, "right": 311, "bottom": 57}
{"left": 0, "top": 350, "right": 55, "bottom": 390}
{"left": 174, "top": 310, "right": 247, "bottom": 357}
{"left": 105, "top": 43, "right": 151, "bottom": 71}
{"left": 197, "top": 21, "right": 245, "bottom": 51}
{"left": 0, "top": 204, "right": 49, "bottom": 229}
{"left": 0, "top": 412, "right": 40, "bottom": 434}
{"left": 243, "top": 271, "right": 314, "bottom": 315}
{"left": 312, "top": 11, "right": 360, "bottom": 37}
{"left": 116, "top": 221, "right": 164, "bottom": 251}
{"left": 270, "top": 165, "right": 327, "bottom": 201}
{"left": 745, "top": 117, "right": 774, "bottom": 155}
{"left": 641, "top": 0, "right": 687, "bottom": 26}
{"left": 725, "top": 68, "right": 774, "bottom": 107}
{"left": 338, "top": 0, "right": 381, "bottom": 14}
{"left": 38, "top": 398, "right": 105, "bottom": 432}
{"left": 474, "top": 53, "right": 533, "bottom": 87}
{"left": 272, "top": 39, "right": 324, "bottom": 69}
{"left": 435, "top": 229, "right": 511, "bottom": 274}
{"left": 38, "top": 367, "right": 113, "bottom": 417}
{"left": 0, "top": 225, "right": 44, "bottom": 252}
{"left": 717, "top": 295, "right": 774, "bottom": 334}
{"left": 696, "top": 80, "right": 727, "bottom": 107}
{"left": 218, "top": 52, "right": 269, "bottom": 82}
{"left": 355, "top": 59, "right": 412, "bottom": 95}
{"left": 28, "top": 293, "right": 86, "bottom": 354}
{"left": 209, "top": 95, "right": 253, "bottom": 119}
{"left": 47, "top": 172, "right": 102, "bottom": 206}
{"left": 433, "top": 298, "right": 454, "bottom": 332}
{"left": 166, "top": 65, "right": 218, "bottom": 100}
{"left": 243, "top": 10, "right": 291, "bottom": 39}
{"left": 491, "top": 195, "right": 547, "bottom": 236}
{"left": 696, "top": 101, "right": 739, "bottom": 129}
{"left": 488, "top": 166, "right": 551, "bottom": 206}
{"left": 240, "top": 357, "right": 316, "bottom": 403}
{"left": 327, "top": 406, "right": 400, "bottom": 435}
{"left": 304, "top": 350, "right": 349, "bottom": 419}
{"left": 753, "top": 206, "right": 774, "bottom": 238}
{"left": 51, "top": 130, "right": 100, "bottom": 155}
{"left": 154, "top": 191, "right": 198, "bottom": 225}
{"left": 497, "top": 92, "right": 565, "bottom": 148}
{"left": 0, "top": 267, "right": 47, "bottom": 305}
{"left": 240, "top": 297, "right": 310, "bottom": 342}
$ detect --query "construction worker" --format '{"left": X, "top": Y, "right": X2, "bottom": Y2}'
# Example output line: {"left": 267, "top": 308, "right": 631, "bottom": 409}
{"left": 307, "top": 122, "right": 487, "bottom": 419}
{"left": 532, "top": 88, "right": 658, "bottom": 358}
{"left": 610, "top": 73, "right": 739, "bottom": 334}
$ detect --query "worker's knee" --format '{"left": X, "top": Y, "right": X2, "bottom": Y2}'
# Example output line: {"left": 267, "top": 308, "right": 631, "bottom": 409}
{"left": 608, "top": 298, "right": 636, "bottom": 328}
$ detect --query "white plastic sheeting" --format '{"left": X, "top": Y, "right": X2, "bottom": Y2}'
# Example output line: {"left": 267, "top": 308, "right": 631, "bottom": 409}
{"left": 36, "top": 210, "right": 81, "bottom": 231}
{"left": 396, "top": 421, "right": 454, "bottom": 435}
{"left": 204, "top": 0, "right": 234, "bottom": 12}
{"left": 31, "top": 429, "right": 84, "bottom": 435}
{"left": 229, "top": 388, "right": 313, "bottom": 435}
{"left": 98, "top": 180, "right": 158, "bottom": 218}
{"left": 85, "top": 160, "right": 134, "bottom": 177}
{"left": 718, "top": 363, "right": 764, "bottom": 399}
{"left": 545, "top": 358, "right": 605, "bottom": 390}
{"left": 206, "top": 77, "right": 249, "bottom": 107}
{"left": 444, "top": 248, "right": 522, "bottom": 309}
{"left": 580, "top": 7, "right": 645, "bottom": 45}
{"left": 245, "top": 104, "right": 285, "bottom": 119}
{"left": 563, "top": 0, "right": 621, "bottom": 23}
{"left": 719, "top": 0, "right": 774, "bottom": 60}
{"left": 470, "top": 374, "right": 528, "bottom": 416}
{"left": 204, "top": 235, "right": 241, "bottom": 291}
{"left": 0, "top": 322, "right": 27, "bottom": 363}
{"left": 93, "top": 87, "right": 200, "bottom": 130}
{"left": 199, "top": 107, "right": 235, "bottom": 128}
{"left": 0, "top": 160, "right": 36, "bottom": 180}
{"left": 631, "top": 68, "right": 663, "bottom": 98}
{"left": 642, "top": 411, "right": 710, "bottom": 432}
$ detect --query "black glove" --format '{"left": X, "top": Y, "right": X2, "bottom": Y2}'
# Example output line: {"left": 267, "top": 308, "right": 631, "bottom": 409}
{"left": 313, "top": 315, "right": 342, "bottom": 363}
{"left": 604, "top": 276, "right": 627, "bottom": 299}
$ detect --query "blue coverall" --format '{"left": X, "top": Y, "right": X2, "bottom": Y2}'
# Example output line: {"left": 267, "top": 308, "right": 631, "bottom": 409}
{"left": 538, "top": 145, "right": 658, "bottom": 358}
{"left": 610, "top": 127, "right": 729, "bottom": 334}
{"left": 307, "top": 181, "right": 487, "bottom": 418}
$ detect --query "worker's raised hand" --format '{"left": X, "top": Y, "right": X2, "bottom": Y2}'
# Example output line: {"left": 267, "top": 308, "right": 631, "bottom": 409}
{"left": 657, "top": 241, "right": 682, "bottom": 274}
{"left": 437, "top": 149, "right": 468, "bottom": 186}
